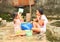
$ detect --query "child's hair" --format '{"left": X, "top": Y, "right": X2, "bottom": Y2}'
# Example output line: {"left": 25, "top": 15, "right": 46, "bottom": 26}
{"left": 37, "top": 8, "right": 44, "bottom": 15}
{"left": 15, "top": 14, "right": 18, "bottom": 18}
{"left": 14, "top": 12, "right": 18, "bottom": 19}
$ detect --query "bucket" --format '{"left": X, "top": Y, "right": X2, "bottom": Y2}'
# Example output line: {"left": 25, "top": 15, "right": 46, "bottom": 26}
{"left": 25, "top": 30, "right": 32, "bottom": 36}
{"left": 21, "top": 22, "right": 33, "bottom": 30}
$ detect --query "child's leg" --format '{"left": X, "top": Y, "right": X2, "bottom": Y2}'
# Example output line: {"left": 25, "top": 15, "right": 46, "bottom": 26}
{"left": 32, "top": 28, "right": 40, "bottom": 33}
{"left": 33, "top": 22, "right": 38, "bottom": 28}
{"left": 32, "top": 22, "right": 41, "bottom": 33}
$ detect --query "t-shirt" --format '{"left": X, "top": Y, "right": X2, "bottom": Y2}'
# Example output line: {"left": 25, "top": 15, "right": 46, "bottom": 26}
{"left": 39, "top": 15, "right": 48, "bottom": 32}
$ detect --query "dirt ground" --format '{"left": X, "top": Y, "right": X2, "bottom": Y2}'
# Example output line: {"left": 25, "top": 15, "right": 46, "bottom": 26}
{"left": 0, "top": 35, "right": 47, "bottom": 42}
{"left": 0, "top": 22, "right": 47, "bottom": 42}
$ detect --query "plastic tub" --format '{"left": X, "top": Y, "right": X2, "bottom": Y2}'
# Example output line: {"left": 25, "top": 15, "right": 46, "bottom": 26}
{"left": 21, "top": 22, "right": 33, "bottom": 30}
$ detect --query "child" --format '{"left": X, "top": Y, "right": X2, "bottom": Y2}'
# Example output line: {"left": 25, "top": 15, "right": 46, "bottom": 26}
{"left": 26, "top": 13, "right": 31, "bottom": 22}
{"left": 32, "top": 8, "right": 48, "bottom": 34}
{"left": 14, "top": 14, "right": 21, "bottom": 34}
{"left": 14, "top": 13, "right": 25, "bottom": 36}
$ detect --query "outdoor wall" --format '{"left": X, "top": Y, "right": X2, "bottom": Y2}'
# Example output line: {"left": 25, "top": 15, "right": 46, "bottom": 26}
{"left": 12, "top": 0, "right": 35, "bottom": 7}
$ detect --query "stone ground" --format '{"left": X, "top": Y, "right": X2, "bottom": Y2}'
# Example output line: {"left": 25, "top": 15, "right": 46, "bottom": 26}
{"left": 46, "top": 20, "right": 60, "bottom": 42}
{"left": 0, "top": 22, "right": 50, "bottom": 42}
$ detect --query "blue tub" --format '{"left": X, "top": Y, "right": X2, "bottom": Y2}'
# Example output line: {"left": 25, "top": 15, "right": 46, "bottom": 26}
{"left": 21, "top": 22, "right": 33, "bottom": 30}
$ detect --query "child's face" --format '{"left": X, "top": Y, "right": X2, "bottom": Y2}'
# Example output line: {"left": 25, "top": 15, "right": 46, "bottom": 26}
{"left": 36, "top": 10, "right": 41, "bottom": 18}
{"left": 16, "top": 15, "right": 19, "bottom": 19}
{"left": 36, "top": 10, "right": 41, "bottom": 16}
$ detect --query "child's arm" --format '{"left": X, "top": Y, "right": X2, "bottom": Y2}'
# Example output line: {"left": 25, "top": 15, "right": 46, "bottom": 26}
{"left": 18, "top": 14, "right": 24, "bottom": 22}
{"left": 38, "top": 19, "right": 44, "bottom": 26}
{"left": 33, "top": 19, "right": 38, "bottom": 22}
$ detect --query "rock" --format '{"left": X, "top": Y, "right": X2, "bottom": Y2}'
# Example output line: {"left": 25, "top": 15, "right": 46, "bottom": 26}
{"left": 46, "top": 22, "right": 60, "bottom": 42}
{"left": 1, "top": 20, "right": 7, "bottom": 26}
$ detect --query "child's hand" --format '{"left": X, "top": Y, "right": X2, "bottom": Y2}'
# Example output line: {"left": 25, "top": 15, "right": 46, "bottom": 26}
{"left": 33, "top": 19, "right": 36, "bottom": 21}
{"left": 36, "top": 15, "right": 40, "bottom": 20}
{"left": 33, "top": 19, "right": 38, "bottom": 22}
{"left": 30, "top": 21, "right": 33, "bottom": 23}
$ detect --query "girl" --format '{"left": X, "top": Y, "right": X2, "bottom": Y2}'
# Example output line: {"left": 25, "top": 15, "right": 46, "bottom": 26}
{"left": 14, "top": 14, "right": 21, "bottom": 35}
{"left": 32, "top": 8, "right": 48, "bottom": 34}
{"left": 14, "top": 13, "right": 25, "bottom": 36}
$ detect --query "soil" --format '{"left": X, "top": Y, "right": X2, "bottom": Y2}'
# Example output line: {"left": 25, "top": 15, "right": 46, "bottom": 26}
{"left": 0, "top": 22, "right": 47, "bottom": 42}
